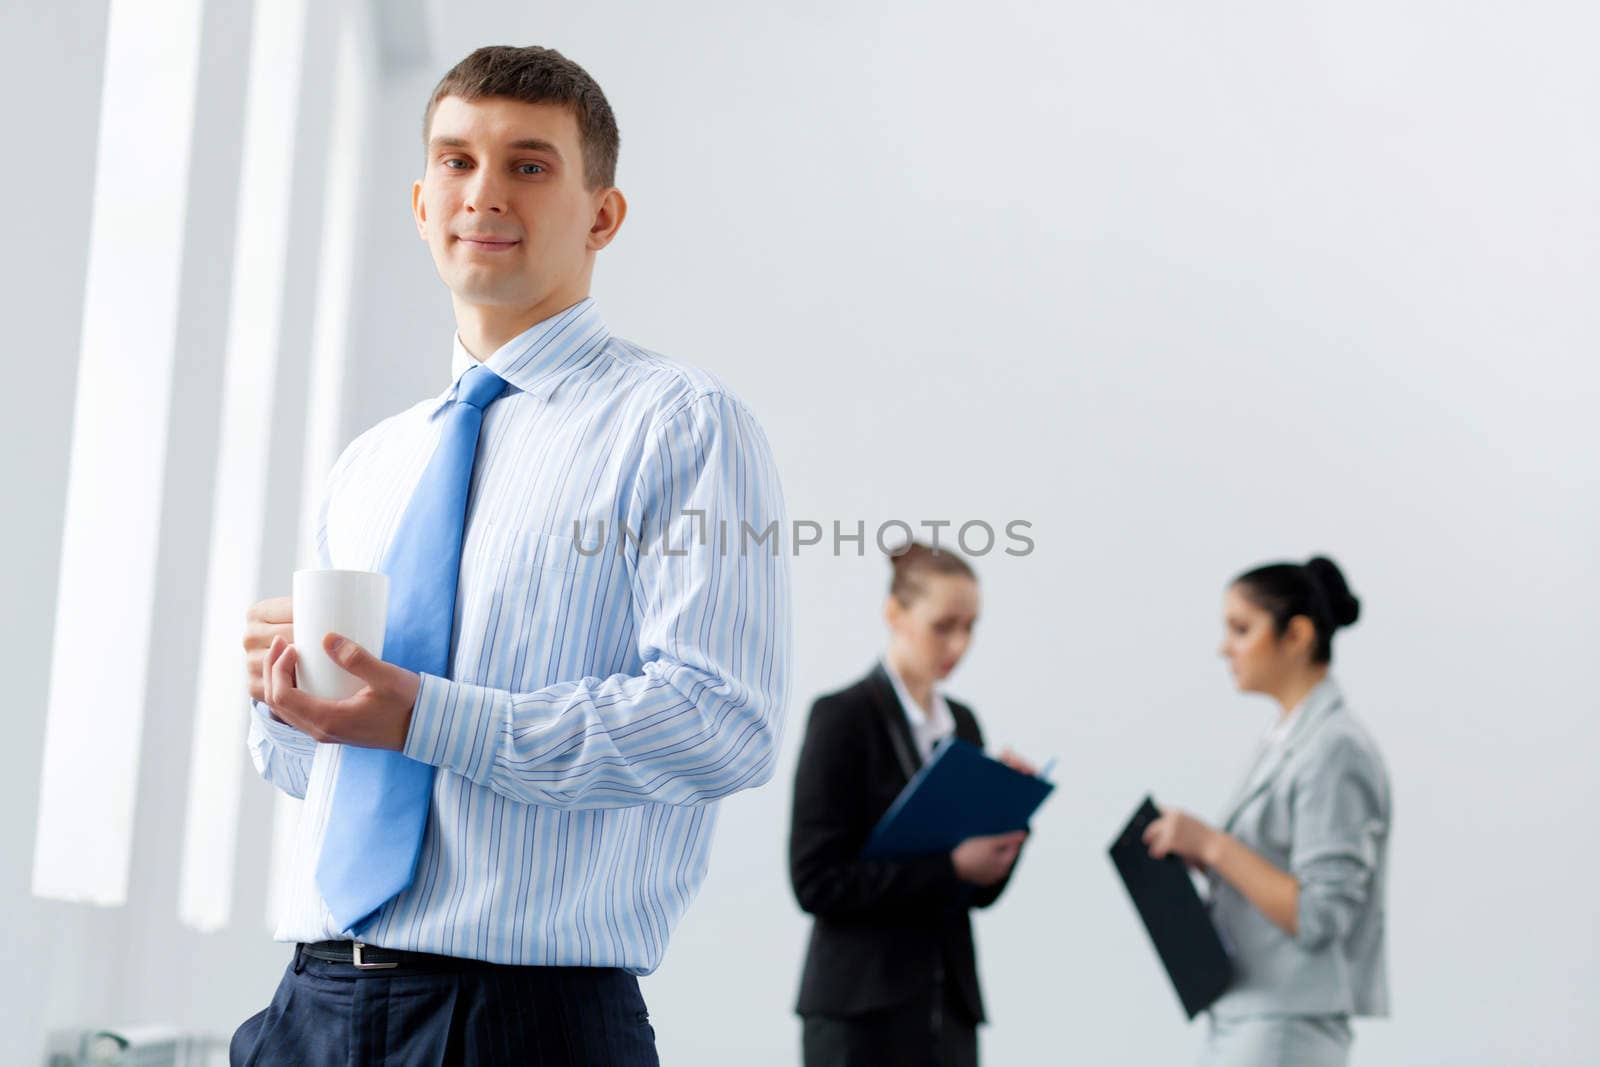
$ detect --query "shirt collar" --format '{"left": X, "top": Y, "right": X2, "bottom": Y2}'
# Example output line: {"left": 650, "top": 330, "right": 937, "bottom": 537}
{"left": 1266, "top": 674, "right": 1343, "bottom": 750}
{"left": 430, "top": 297, "right": 611, "bottom": 419}
{"left": 881, "top": 657, "right": 955, "bottom": 738}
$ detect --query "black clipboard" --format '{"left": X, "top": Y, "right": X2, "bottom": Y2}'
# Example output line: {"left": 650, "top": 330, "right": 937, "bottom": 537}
{"left": 1108, "top": 795, "right": 1234, "bottom": 1019}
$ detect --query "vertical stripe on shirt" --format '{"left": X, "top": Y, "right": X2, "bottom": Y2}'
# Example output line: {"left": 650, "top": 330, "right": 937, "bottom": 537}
{"left": 246, "top": 297, "right": 791, "bottom": 972}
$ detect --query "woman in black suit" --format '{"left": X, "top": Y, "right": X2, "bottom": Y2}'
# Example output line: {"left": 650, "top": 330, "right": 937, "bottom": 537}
{"left": 789, "top": 543, "right": 1031, "bottom": 1067}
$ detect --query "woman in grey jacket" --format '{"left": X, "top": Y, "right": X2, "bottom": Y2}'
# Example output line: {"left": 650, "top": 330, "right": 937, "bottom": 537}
{"left": 1143, "top": 556, "right": 1390, "bottom": 1067}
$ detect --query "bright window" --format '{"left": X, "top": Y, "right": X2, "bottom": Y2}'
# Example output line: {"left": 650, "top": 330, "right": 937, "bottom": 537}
{"left": 177, "top": 0, "right": 310, "bottom": 933}
{"left": 32, "top": 0, "right": 207, "bottom": 906}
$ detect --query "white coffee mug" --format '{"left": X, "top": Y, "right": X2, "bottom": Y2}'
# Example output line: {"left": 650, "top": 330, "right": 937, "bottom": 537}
{"left": 292, "top": 569, "right": 389, "bottom": 700}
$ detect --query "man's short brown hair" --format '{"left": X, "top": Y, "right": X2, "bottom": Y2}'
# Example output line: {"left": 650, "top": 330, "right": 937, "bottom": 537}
{"left": 422, "top": 46, "right": 620, "bottom": 190}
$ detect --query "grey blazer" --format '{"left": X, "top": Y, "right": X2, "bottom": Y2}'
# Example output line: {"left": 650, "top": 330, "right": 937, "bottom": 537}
{"left": 1208, "top": 677, "right": 1391, "bottom": 1019}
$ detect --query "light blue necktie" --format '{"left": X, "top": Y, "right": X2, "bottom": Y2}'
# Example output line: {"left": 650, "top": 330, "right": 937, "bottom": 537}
{"left": 316, "top": 364, "right": 508, "bottom": 934}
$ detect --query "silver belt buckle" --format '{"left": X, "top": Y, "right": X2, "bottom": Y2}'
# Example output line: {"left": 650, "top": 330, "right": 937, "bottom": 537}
{"left": 351, "top": 942, "right": 397, "bottom": 970}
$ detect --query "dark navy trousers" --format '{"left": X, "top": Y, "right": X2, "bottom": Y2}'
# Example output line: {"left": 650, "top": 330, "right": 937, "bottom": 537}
{"left": 230, "top": 946, "right": 659, "bottom": 1066}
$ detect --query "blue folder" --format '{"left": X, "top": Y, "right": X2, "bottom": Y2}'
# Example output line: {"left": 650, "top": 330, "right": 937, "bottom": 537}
{"left": 862, "top": 738, "right": 1054, "bottom": 859}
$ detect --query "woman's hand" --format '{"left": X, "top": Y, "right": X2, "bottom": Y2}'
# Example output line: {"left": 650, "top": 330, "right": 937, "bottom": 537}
{"left": 996, "top": 747, "right": 1039, "bottom": 777}
{"left": 950, "top": 830, "right": 1027, "bottom": 887}
{"left": 1147, "top": 805, "right": 1303, "bottom": 936}
{"left": 1142, "top": 806, "right": 1221, "bottom": 871}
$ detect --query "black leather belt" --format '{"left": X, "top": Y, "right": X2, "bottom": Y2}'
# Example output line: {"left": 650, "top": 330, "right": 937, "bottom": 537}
{"left": 298, "top": 940, "right": 498, "bottom": 972}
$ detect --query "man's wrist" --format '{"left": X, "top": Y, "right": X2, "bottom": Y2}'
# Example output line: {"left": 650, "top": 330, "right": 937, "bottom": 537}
{"left": 403, "top": 672, "right": 504, "bottom": 784}
{"left": 390, "top": 669, "right": 421, "bottom": 751}
{"left": 250, "top": 698, "right": 319, "bottom": 758}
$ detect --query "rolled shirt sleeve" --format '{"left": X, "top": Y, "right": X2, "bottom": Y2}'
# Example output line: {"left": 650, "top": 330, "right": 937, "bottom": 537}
{"left": 403, "top": 390, "right": 792, "bottom": 809}
{"left": 1289, "top": 736, "right": 1388, "bottom": 951}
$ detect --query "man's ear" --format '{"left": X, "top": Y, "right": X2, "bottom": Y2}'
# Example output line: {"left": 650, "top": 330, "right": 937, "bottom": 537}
{"left": 412, "top": 178, "right": 428, "bottom": 240}
{"left": 587, "top": 187, "right": 628, "bottom": 251}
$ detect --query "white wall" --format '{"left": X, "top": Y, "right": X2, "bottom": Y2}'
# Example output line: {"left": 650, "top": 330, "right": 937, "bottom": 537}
{"left": 392, "top": 3, "right": 1599, "bottom": 1064}
{"left": 6, "top": 0, "right": 1596, "bottom": 1064}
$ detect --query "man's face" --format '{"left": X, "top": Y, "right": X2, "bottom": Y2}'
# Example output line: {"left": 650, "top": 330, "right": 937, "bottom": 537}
{"left": 413, "top": 95, "right": 611, "bottom": 312}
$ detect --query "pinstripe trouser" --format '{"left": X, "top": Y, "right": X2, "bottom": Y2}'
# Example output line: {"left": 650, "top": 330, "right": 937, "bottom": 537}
{"left": 229, "top": 945, "right": 659, "bottom": 1066}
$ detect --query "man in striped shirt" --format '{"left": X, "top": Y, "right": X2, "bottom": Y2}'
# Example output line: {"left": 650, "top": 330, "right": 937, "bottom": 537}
{"left": 233, "top": 45, "right": 791, "bottom": 1066}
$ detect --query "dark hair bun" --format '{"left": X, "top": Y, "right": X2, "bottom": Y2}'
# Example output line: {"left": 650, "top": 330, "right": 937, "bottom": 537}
{"left": 1305, "top": 556, "right": 1360, "bottom": 629}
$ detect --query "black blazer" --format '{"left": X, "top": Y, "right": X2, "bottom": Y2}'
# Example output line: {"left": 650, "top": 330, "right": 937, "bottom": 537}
{"left": 789, "top": 664, "right": 1017, "bottom": 1023}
